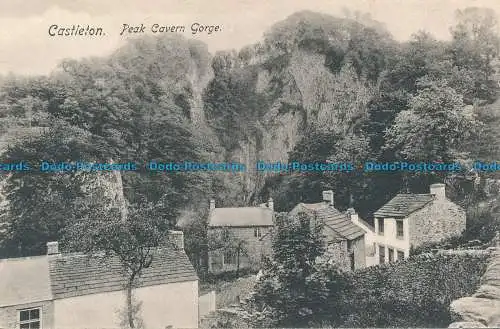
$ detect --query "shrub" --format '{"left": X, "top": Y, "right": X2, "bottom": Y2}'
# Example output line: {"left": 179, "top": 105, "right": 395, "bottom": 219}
{"left": 335, "top": 252, "right": 490, "bottom": 327}
{"left": 410, "top": 235, "right": 468, "bottom": 255}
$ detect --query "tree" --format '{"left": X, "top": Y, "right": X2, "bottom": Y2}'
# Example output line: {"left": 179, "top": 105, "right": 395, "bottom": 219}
{"left": 385, "top": 78, "right": 468, "bottom": 161}
{"left": 182, "top": 207, "right": 210, "bottom": 279}
{"left": 64, "top": 189, "right": 170, "bottom": 329}
{"left": 449, "top": 7, "right": 500, "bottom": 102}
{"left": 250, "top": 211, "right": 330, "bottom": 327}
{"left": 232, "top": 237, "right": 248, "bottom": 276}
{"left": 383, "top": 77, "right": 481, "bottom": 191}
{"left": 0, "top": 121, "right": 107, "bottom": 257}
{"left": 208, "top": 227, "right": 249, "bottom": 276}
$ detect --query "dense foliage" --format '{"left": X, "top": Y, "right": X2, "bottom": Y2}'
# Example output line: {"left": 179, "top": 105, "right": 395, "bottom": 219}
{"left": 0, "top": 36, "right": 218, "bottom": 258}
{"left": 0, "top": 7, "right": 499, "bottom": 329}
{"left": 256, "top": 9, "right": 500, "bottom": 220}
{"left": 338, "top": 252, "right": 490, "bottom": 327}
{"left": 246, "top": 212, "right": 350, "bottom": 327}
{"left": 0, "top": 6, "right": 498, "bottom": 294}
{"left": 247, "top": 248, "right": 490, "bottom": 328}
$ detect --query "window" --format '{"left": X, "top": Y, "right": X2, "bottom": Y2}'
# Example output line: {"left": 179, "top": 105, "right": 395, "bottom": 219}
{"left": 397, "top": 250, "right": 405, "bottom": 260}
{"left": 396, "top": 220, "right": 404, "bottom": 238}
{"left": 388, "top": 248, "right": 394, "bottom": 262}
{"left": 377, "top": 218, "right": 384, "bottom": 235}
{"left": 254, "top": 227, "right": 261, "bottom": 238}
{"left": 223, "top": 251, "right": 235, "bottom": 265}
{"left": 379, "top": 245, "right": 385, "bottom": 264}
{"left": 347, "top": 240, "right": 352, "bottom": 252}
{"left": 19, "top": 308, "right": 41, "bottom": 329}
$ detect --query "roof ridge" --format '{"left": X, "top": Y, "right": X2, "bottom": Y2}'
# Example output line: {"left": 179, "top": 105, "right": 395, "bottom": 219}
{"left": 213, "top": 206, "right": 272, "bottom": 209}
{"left": 209, "top": 206, "right": 274, "bottom": 227}
{"left": 50, "top": 246, "right": 182, "bottom": 260}
{"left": 374, "top": 193, "right": 436, "bottom": 218}
{"left": 0, "top": 254, "right": 48, "bottom": 262}
{"left": 396, "top": 193, "right": 433, "bottom": 196}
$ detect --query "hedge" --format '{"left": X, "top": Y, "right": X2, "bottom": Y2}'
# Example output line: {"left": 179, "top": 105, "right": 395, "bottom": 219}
{"left": 335, "top": 252, "right": 490, "bottom": 327}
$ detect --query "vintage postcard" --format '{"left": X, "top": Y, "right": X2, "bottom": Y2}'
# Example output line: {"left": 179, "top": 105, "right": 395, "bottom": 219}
{"left": 1, "top": 0, "right": 500, "bottom": 328}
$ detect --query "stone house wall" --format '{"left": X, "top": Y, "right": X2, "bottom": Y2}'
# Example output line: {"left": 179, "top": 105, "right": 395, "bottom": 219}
{"left": 322, "top": 236, "right": 366, "bottom": 271}
{"left": 208, "top": 226, "right": 273, "bottom": 272}
{"left": 323, "top": 240, "right": 350, "bottom": 270}
{"left": 408, "top": 198, "right": 466, "bottom": 249}
{"left": 351, "top": 236, "right": 366, "bottom": 269}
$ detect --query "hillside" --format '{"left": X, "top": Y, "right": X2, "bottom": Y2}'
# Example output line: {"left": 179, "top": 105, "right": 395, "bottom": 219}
{"left": 201, "top": 11, "right": 397, "bottom": 203}
{"left": 1, "top": 8, "right": 499, "bottom": 258}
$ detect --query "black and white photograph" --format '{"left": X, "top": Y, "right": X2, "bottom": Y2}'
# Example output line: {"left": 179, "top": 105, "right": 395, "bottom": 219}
{"left": 1, "top": 0, "right": 500, "bottom": 328}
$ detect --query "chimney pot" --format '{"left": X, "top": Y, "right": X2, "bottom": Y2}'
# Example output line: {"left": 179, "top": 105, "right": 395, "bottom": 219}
{"left": 322, "top": 190, "right": 334, "bottom": 206}
{"left": 346, "top": 208, "right": 358, "bottom": 222}
{"left": 209, "top": 199, "right": 215, "bottom": 210}
{"left": 267, "top": 197, "right": 274, "bottom": 211}
{"left": 168, "top": 230, "right": 184, "bottom": 250}
{"left": 47, "top": 241, "right": 59, "bottom": 255}
{"left": 430, "top": 183, "right": 446, "bottom": 200}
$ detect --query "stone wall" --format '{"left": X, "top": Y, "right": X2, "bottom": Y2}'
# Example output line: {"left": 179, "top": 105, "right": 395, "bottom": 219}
{"left": 449, "top": 238, "right": 500, "bottom": 328}
{"left": 409, "top": 197, "right": 466, "bottom": 248}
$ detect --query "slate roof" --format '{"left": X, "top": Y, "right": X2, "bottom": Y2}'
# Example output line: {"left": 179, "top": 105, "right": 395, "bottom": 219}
{"left": 0, "top": 246, "right": 198, "bottom": 306}
{"left": 296, "top": 203, "right": 366, "bottom": 241}
{"left": 373, "top": 194, "right": 435, "bottom": 218}
{"left": 208, "top": 207, "right": 274, "bottom": 227}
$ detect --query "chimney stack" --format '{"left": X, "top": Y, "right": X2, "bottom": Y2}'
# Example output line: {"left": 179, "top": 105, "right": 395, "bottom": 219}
{"left": 47, "top": 241, "right": 59, "bottom": 256}
{"left": 209, "top": 199, "right": 215, "bottom": 210}
{"left": 322, "top": 190, "right": 334, "bottom": 206}
{"left": 430, "top": 183, "right": 446, "bottom": 200}
{"left": 267, "top": 197, "right": 274, "bottom": 211}
{"left": 167, "top": 231, "right": 184, "bottom": 250}
{"left": 347, "top": 208, "right": 359, "bottom": 223}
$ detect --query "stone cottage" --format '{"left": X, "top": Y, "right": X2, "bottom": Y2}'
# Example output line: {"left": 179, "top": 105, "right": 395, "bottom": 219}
{"left": 0, "top": 231, "right": 199, "bottom": 329}
{"left": 207, "top": 199, "right": 274, "bottom": 273}
{"left": 372, "top": 183, "right": 466, "bottom": 264}
{"left": 289, "top": 190, "right": 367, "bottom": 271}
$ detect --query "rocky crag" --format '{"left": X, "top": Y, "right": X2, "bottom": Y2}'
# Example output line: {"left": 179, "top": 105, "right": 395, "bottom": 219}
{"left": 449, "top": 235, "right": 500, "bottom": 328}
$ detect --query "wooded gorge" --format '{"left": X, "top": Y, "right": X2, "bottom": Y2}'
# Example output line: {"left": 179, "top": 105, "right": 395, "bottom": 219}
{"left": 1, "top": 8, "right": 500, "bottom": 259}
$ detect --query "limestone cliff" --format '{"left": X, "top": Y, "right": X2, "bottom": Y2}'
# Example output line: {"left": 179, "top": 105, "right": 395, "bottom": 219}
{"left": 196, "top": 11, "right": 385, "bottom": 201}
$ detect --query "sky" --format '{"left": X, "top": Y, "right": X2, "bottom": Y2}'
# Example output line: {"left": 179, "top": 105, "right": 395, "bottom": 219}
{"left": 1, "top": 0, "right": 500, "bottom": 75}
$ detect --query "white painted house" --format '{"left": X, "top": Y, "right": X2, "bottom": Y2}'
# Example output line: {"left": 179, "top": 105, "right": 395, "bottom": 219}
{"left": 346, "top": 208, "right": 378, "bottom": 267}
{"left": 371, "top": 183, "right": 466, "bottom": 265}
{"left": 0, "top": 231, "right": 199, "bottom": 329}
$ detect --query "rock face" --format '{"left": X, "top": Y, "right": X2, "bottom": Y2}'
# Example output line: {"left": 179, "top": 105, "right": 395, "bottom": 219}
{"left": 216, "top": 47, "right": 375, "bottom": 199}
{"left": 450, "top": 247, "right": 500, "bottom": 327}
